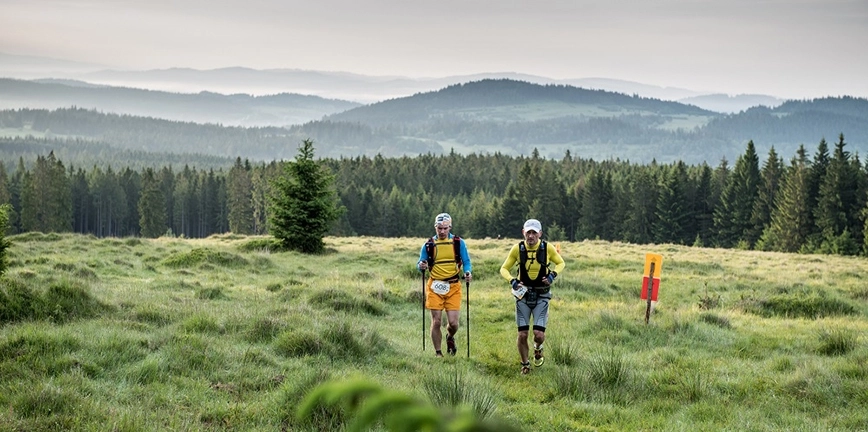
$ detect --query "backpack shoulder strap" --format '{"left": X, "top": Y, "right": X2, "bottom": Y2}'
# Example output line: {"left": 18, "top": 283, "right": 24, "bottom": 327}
{"left": 425, "top": 237, "right": 436, "bottom": 268}
{"left": 452, "top": 235, "right": 463, "bottom": 266}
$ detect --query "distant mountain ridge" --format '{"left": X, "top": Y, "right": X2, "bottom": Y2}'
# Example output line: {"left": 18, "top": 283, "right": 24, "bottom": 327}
{"left": 2, "top": 51, "right": 783, "bottom": 112}
{"left": 1, "top": 79, "right": 865, "bottom": 167}
{"left": 0, "top": 78, "right": 361, "bottom": 127}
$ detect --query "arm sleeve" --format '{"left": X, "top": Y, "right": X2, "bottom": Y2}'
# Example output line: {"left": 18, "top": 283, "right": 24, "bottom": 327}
{"left": 459, "top": 239, "right": 472, "bottom": 273}
{"left": 548, "top": 244, "right": 566, "bottom": 275}
{"left": 499, "top": 245, "right": 520, "bottom": 281}
{"left": 417, "top": 243, "right": 429, "bottom": 270}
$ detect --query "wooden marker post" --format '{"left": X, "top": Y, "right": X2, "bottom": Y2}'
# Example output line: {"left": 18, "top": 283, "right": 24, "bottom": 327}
{"left": 642, "top": 253, "right": 663, "bottom": 324}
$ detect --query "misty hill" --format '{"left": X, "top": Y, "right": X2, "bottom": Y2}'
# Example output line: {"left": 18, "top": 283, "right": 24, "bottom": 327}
{"left": 678, "top": 94, "right": 785, "bottom": 113}
{"left": 0, "top": 78, "right": 361, "bottom": 127}
{"left": 326, "top": 79, "right": 714, "bottom": 126}
{"left": 1, "top": 79, "right": 866, "bottom": 166}
{"left": 5, "top": 52, "right": 778, "bottom": 110}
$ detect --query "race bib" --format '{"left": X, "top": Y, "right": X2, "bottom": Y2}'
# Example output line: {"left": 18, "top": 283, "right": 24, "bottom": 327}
{"left": 431, "top": 280, "right": 451, "bottom": 295}
{"left": 512, "top": 285, "right": 527, "bottom": 300}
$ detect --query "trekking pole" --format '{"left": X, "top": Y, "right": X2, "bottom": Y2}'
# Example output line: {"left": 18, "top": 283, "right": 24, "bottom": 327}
{"left": 465, "top": 278, "right": 471, "bottom": 358}
{"left": 421, "top": 271, "right": 426, "bottom": 351}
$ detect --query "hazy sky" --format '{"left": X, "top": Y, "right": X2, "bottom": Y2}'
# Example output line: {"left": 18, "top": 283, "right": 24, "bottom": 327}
{"left": 2, "top": 0, "right": 867, "bottom": 99}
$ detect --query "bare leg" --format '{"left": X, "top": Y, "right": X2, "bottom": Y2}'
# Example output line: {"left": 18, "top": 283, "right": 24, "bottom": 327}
{"left": 517, "top": 330, "right": 530, "bottom": 363}
{"left": 533, "top": 329, "right": 546, "bottom": 349}
{"left": 445, "top": 310, "right": 460, "bottom": 337}
{"left": 430, "top": 309, "right": 443, "bottom": 352}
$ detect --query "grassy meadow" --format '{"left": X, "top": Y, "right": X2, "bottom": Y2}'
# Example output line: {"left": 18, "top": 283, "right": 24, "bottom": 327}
{"left": 1, "top": 232, "right": 867, "bottom": 431}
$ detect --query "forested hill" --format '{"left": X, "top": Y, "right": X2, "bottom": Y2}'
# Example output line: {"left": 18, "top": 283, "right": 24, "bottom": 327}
{"left": 326, "top": 79, "right": 715, "bottom": 126}
{"left": 1, "top": 79, "right": 866, "bottom": 165}
{"left": 0, "top": 78, "right": 361, "bottom": 127}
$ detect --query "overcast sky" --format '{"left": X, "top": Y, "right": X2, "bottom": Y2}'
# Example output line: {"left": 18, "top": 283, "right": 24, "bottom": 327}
{"left": 2, "top": 0, "right": 867, "bottom": 99}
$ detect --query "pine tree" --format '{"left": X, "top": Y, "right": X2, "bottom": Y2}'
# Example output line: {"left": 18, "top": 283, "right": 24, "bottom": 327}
{"left": 760, "top": 146, "right": 812, "bottom": 252}
{"left": 139, "top": 168, "right": 167, "bottom": 238}
{"left": 654, "top": 161, "right": 691, "bottom": 244}
{"left": 269, "top": 139, "right": 342, "bottom": 253}
{"left": 0, "top": 204, "right": 10, "bottom": 275}
{"left": 20, "top": 152, "right": 72, "bottom": 233}
{"left": 713, "top": 141, "right": 760, "bottom": 248}
{"left": 693, "top": 164, "right": 715, "bottom": 246}
{"left": 620, "top": 167, "right": 658, "bottom": 245}
{"left": 750, "top": 147, "right": 784, "bottom": 243}
{"left": 227, "top": 157, "right": 254, "bottom": 234}
{"left": 576, "top": 169, "right": 614, "bottom": 240}
{"left": 814, "top": 134, "right": 860, "bottom": 254}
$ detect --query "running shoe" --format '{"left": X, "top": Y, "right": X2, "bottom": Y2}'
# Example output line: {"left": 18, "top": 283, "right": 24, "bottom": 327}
{"left": 446, "top": 335, "right": 457, "bottom": 356}
{"left": 533, "top": 347, "right": 545, "bottom": 367}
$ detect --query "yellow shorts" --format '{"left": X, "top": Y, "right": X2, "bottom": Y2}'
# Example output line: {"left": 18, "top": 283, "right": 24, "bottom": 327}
{"left": 425, "top": 278, "right": 463, "bottom": 311}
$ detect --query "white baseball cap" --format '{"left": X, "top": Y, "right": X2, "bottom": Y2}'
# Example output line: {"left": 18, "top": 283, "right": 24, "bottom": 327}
{"left": 434, "top": 213, "right": 452, "bottom": 227}
{"left": 523, "top": 219, "right": 542, "bottom": 232}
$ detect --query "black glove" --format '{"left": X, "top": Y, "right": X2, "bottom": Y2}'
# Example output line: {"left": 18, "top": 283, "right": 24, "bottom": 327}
{"left": 510, "top": 278, "right": 519, "bottom": 289}
{"left": 545, "top": 271, "right": 557, "bottom": 285}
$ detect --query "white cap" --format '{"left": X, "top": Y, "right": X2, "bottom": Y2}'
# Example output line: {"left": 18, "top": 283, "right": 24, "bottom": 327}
{"left": 434, "top": 213, "right": 452, "bottom": 227}
{"left": 523, "top": 219, "right": 542, "bottom": 232}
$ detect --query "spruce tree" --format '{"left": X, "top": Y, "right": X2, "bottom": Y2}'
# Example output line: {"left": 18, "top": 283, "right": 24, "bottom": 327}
{"left": 693, "top": 164, "right": 715, "bottom": 246}
{"left": 654, "top": 162, "right": 691, "bottom": 244}
{"left": 227, "top": 158, "right": 254, "bottom": 234}
{"left": 750, "top": 147, "right": 784, "bottom": 243}
{"left": 0, "top": 204, "right": 11, "bottom": 275}
{"left": 760, "top": 146, "right": 811, "bottom": 252}
{"left": 576, "top": 169, "right": 614, "bottom": 240}
{"left": 814, "top": 134, "right": 860, "bottom": 254}
{"left": 713, "top": 141, "right": 760, "bottom": 248}
{"left": 138, "top": 168, "right": 167, "bottom": 238}
{"left": 269, "top": 139, "right": 341, "bottom": 254}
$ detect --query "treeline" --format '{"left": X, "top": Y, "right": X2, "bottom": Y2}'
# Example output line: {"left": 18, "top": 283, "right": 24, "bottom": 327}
{"left": 2, "top": 134, "right": 867, "bottom": 255}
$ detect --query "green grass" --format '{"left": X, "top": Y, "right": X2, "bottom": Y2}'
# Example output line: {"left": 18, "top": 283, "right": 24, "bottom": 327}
{"left": 1, "top": 234, "right": 867, "bottom": 430}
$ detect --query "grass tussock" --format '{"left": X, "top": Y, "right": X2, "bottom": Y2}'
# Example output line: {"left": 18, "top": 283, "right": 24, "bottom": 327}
{"left": 698, "top": 312, "right": 732, "bottom": 329}
{"left": 741, "top": 291, "right": 858, "bottom": 319}
{"left": 161, "top": 247, "right": 248, "bottom": 269}
{"left": 0, "top": 277, "right": 110, "bottom": 324}
{"left": 195, "top": 286, "right": 227, "bottom": 300}
{"left": 817, "top": 328, "right": 858, "bottom": 356}
{"left": 309, "top": 289, "right": 385, "bottom": 316}
{"left": 422, "top": 368, "right": 498, "bottom": 420}
{"left": 551, "top": 349, "right": 637, "bottom": 406}
{"left": 273, "top": 321, "right": 388, "bottom": 361}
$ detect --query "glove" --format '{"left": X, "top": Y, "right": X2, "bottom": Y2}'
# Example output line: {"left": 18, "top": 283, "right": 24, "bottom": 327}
{"left": 510, "top": 278, "right": 519, "bottom": 289}
{"left": 545, "top": 271, "right": 557, "bottom": 285}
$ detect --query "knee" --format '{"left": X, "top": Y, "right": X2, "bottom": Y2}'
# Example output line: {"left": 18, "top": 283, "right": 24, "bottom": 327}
{"left": 533, "top": 330, "right": 545, "bottom": 340}
{"left": 431, "top": 317, "right": 442, "bottom": 327}
{"left": 517, "top": 330, "right": 529, "bottom": 339}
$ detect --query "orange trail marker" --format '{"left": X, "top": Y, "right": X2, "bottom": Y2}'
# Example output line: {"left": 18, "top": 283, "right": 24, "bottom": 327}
{"left": 642, "top": 253, "right": 663, "bottom": 324}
